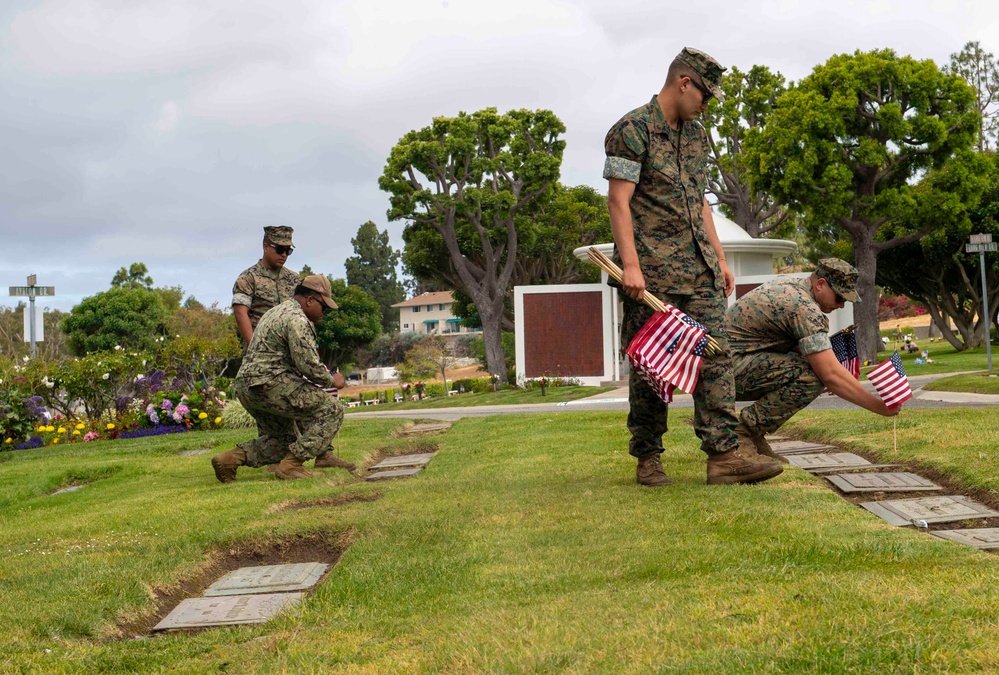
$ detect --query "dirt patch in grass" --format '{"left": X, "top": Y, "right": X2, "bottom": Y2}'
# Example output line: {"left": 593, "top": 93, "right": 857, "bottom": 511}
{"left": 274, "top": 492, "right": 383, "bottom": 512}
{"left": 115, "top": 531, "right": 350, "bottom": 638}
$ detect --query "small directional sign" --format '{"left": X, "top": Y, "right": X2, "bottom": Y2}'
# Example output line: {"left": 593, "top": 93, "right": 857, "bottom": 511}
{"left": 966, "top": 243, "right": 997, "bottom": 253}
{"left": 9, "top": 286, "right": 55, "bottom": 297}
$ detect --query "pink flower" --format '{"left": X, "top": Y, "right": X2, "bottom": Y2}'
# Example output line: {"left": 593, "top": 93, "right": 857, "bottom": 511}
{"left": 82, "top": 431, "right": 100, "bottom": 442}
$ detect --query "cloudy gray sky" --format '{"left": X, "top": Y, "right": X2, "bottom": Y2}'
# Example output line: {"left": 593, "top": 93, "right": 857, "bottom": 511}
{"left": 1, "top": 0, "right": 997, "bottom": 314}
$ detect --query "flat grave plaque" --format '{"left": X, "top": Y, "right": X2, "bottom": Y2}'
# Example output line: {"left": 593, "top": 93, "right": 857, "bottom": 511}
{"left": 808, "top": 463, "right": 901, "bottom": 475}
{"left": 786, "top": 453, "right": 871, "bottom": 471}
{"left": 204, "top": 563, "right": 328, "bottom": 597}
{"left": 769, "top": 440, "right": 838, "bottom": 455}
{"left": 930, "top": 528, "right": 999, "bottom": 550}
{"left": 367, "top": 467, "right": 423, "bottom": 481}
{"left": 860, "top": 496, "right": 999, "bottom": 526}
{"left": 51, "top": 485, "right": 85, "bottom": 495}
{"left": 369, "top": 453, "right": 435, "bottom": 471}
{"left": 826, "top": 472, "right": 941, "bottom": 493}
{"left": 399, "top": 423, "right": 451, "bottom": 436}
{"left": 153, "top": 593, "right": 304, "bottom": 631}
{"left": 178, "top": 449, "right": 209, "bottom": 456}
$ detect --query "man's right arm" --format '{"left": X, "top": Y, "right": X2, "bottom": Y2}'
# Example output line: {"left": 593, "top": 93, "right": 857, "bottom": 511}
{"left": 233, "top": 305, "right": 253, "bottom": 344}
{"left": 806, "top": 349, "right": 898, "bottom": 417}
{"left": 608, "top": 179, "right": 644, "bottom": 301}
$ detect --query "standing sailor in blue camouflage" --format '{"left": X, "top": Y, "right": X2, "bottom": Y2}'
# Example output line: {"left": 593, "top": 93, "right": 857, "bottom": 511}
{"left": 604, "top": 47, "right": 782, "bottom": 486}
{"left": 727, "top": 259, "right": 898, "bottom": 460}
{"left": 211, "top": 275, "right": 350, "bottom": 482}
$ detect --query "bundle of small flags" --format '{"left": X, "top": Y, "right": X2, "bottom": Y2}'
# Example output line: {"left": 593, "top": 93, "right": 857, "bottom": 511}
{"left": 625, "top": 309, "right": 710, "bottom": 403}
{"left": 830, "top": 329, "right": 860, "bottom": 379}
{"left": 867, "top": 351, "right": 912, "bottom": 408}
{"left": 303, "top": 370, "right": 340, "bottom": 397}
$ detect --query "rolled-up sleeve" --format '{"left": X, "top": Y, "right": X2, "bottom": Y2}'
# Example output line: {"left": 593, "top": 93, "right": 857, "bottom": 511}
{"left": 799, "top": 331, "right": 832, "bottom": 355}
{"left": 603, "top": 119, "right": 647, "bottom": 184}
{"left": 232, "top": 273, "right": 253, "bottom": 308}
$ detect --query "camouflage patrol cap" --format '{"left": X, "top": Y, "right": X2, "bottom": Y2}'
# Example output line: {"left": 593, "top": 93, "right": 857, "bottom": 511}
{"left": 816, "top": 258, "right": 860, "bottom": 303}
{"left": 676, "top": 47, "right": 726, "bottom": 102}
{"left": 300, "top": 274, "right": 338, "bottom": 309}
{"left": 263, "top": 226, "right": 294, "bottom": 246}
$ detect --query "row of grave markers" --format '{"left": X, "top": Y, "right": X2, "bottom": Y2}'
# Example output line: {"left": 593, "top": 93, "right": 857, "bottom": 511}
{"left": 153, "top": 422, "right": 450, "bottom": 630}
{"left": 771, "top": 439, "right": 999, "bottom": 550}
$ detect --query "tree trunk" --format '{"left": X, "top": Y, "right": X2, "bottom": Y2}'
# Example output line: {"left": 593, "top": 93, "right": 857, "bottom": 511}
{"left": 852, "top": 237, "right": 882, "bottom": 362}
{"left": 480, "top": 309, "right": 508, "bottom": 384}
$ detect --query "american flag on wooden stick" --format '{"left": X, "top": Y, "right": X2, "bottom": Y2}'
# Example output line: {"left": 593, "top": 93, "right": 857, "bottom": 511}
{"left": 303, "top": 371, "right": 340, "bottom": 397}
{"left": 626, "top": 310, "right": 709, "bottom": 403}
{"left": 867, "top": 351, "right": 912, "bottom": 408}
{"left": 830, "top": 329, "right": 860, "bottom": 379}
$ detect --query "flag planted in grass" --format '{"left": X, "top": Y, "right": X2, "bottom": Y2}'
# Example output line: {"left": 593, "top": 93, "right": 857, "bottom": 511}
{"left": 867, "top": 351, "right": 912, "bottom": 408}
{"left": 626, "top": 310, "right": 709, "bottom": 403}
{"left": 830, "top": 329, "right": 860, "bottom": 379}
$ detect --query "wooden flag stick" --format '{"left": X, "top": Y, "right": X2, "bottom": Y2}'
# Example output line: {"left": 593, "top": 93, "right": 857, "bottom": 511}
{"left": 587, "top": 247, "right": 721, "bottom": 355}
{"left": 893, "top": 416, "right": 897, "bottom": 458}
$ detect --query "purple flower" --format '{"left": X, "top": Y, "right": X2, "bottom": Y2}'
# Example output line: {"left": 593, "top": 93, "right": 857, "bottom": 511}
{"left": 14, "top": 435, "right": 44, "bottom": 450}
{"left": 115, "top": 396, "right": 132, "bottom": 413}
{"left": 148, "top": 411, "right": 160, "bottom": 425}
{"left": 120, "top": 425, "right": 188, "bottom": 439}
{"left": 23, "top": 396, "right": 47, "bottom": 421}
{"left": 161, "top": 399, "right": 173, "bottom": 411}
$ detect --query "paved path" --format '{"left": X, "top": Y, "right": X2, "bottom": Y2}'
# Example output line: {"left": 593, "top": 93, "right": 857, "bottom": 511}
{"left": 349, "top": 372, "right": 999, "bottom": 422}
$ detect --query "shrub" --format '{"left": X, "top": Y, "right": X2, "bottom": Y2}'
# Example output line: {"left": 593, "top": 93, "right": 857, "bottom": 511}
{"left": 220, "top": 400, "right": 256, "bottom": 429}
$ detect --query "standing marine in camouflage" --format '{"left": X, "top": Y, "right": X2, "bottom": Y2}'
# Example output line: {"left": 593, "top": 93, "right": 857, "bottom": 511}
{"left": 232, "top": 226, "right": 301, "bottom": 345}
{"left": 727, "top": 259, "right": 898, "bottom": 460}
{"left": 212, "top": 275, "right": 350, "bottom": 482}
{"left": 231, "top": 226, "right": 348, "bottom": 471}
{"left": 604, "top": 47, "right": 782, "bottom": 486}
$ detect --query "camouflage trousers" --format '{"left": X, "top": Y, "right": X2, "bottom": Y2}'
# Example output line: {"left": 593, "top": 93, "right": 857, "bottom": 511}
{"left": 234, "top": 373, "right": 344, "bottom": 466}
{"left": 733, "top": 351, "right": 824, "bottom": 435}
{"left": 621, "top": 271, "right": 739, "bottom": 458}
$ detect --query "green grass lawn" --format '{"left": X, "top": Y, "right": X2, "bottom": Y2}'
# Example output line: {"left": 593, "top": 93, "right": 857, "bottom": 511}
{"left": 344, "top": 384, "right": 615, "bottom": 412}
{"left": 871, "top": 342, "right": 994, "bottom": 377}
{"left": 2, "top": 409, "right": 999, "bottom": 672}
{"left": 922, "top": 371, "right": 999, "bottom": 394}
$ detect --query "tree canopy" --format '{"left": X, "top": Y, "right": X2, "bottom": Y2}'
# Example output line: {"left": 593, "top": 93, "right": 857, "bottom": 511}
{"left": 380, "top": 107, "right": 565, "bottom": 382}
{"left": 946, "top": 41, "right": 999, "bottom": 152}
{"left": 744, "top": 49, "right": 980, "bottom": 360}
{"left": 61, "top": 287, "right": 169, "bottom": 356}
{"left": 344, "top": 221, "right": 406, "bottom": 333}
{"left": 313, "top": 278, "right": 382, "bottom": 368}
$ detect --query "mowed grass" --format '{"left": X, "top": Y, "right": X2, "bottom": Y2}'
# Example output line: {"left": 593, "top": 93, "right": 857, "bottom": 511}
{"left": 871, "top": 342, "right": 994, "bottom": 377}
{"left": 922, "top": 371, "right": 999, "bottom": 394}
{"left": 344, "top": 384, "right": 616, "bottom": 412}
{"left": 2, "top": 409, "right": 999, "bottom": 672}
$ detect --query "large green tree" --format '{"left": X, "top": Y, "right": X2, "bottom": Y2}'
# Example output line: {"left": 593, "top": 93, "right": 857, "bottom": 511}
{"left": 744, "top": 49, "right": 980, "bottom": 360}
{"left": 344, "top": 221, "right": 407, "bottom": 333}
{"left": 313, "top": 278, "right": 382, "bottom": 368}
{"left": 878, "top": 152, "right": 998, "bottom": 349}
{"left": 380, "top": 108, "right": 565, "bottom": 382}
{"left": 703, "top": 64, "right": 791, "bottom": 237}
{"left": 61, "top": 287, "right": 168, "bottom": 356}
{"left": 946, "top": 41, "right": 999, "bottom": 152}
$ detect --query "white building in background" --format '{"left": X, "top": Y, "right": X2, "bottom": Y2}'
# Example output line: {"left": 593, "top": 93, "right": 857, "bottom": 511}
{"left": 392, "top": 291, "right": 481, "bottom": 336}
{"left": 514, "top": 212, "right": 854, "bottom": 385}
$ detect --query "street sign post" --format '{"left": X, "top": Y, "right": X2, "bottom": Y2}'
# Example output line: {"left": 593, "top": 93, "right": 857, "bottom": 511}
{"left": 966, "top": 234, "right": 995, "bottom": 371}
{"left": 8, "top": 275, "right": 55, "bottom": 356}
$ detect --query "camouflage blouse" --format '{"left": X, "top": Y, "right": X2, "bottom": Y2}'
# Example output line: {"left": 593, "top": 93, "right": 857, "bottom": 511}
{"left": 232, "top": 260, "right": 301, "bottom": 330}
{"left": 726, "top": 277, "right": 831, "bottom": 356}
{"left": 236, "top": 300, "right": 336, "bottom": 388}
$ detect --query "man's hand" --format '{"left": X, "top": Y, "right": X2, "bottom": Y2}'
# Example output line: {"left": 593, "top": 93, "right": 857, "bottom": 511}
{"left": 719, "top": 259, "right": 735, "bottom": 297}
{"left": 877, "top": 400, "right": 900, "bottom": 417}
{"left": 622, "top": 263, "right": 647, "bottom": 302}
{"left": 331, "top": 372, "right": 346, "bottom": 389}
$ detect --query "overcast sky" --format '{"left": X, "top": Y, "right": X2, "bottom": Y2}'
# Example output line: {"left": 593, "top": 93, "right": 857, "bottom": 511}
{"left": 1, "top": 0, "right": 997, "bottom": 314}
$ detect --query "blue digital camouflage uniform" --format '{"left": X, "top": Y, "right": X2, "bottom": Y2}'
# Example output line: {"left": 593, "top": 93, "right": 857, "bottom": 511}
{"left": 726, "top": 277, "right": 830, "bottom": 435}
{"left": 232, "top": 260, "right": 301, "bottom": 335}
{"left": 604, "top": 96, "right": 738, "bottom": 458}
{"left": 234, "top": 299, "right": 344, "bottom": 466}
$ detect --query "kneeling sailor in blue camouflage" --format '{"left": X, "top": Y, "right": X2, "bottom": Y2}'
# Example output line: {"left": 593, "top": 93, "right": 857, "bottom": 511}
{"left": 212, "top": 274, "right": 350, "bottom": 482}
{"left": 726, "top": 259, "right": 898, "bottom": 461}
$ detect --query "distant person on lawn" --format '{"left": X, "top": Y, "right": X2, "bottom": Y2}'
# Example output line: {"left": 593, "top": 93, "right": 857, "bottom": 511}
{"left": 726, "top": 258, "right": 898, "bottom": 462}
{"left": 212, "top": 275, "right": 353, "bottom": 482}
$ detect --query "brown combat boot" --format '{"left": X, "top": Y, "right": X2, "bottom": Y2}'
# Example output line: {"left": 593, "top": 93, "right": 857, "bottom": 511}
{"left": 706, "top": 425, "right": 783, "bottom": 485}
{"left": 313, "top": 451, "right": 356, "bottom": 472}
{"left": 273, "top": 454, "right": 320, "bottom": 480}
{"left": 740, "top": 420, "right": 788, "bottom": 464}
{"left": 636, "top": 453, "right": 673, "bottom": 486}
{"left": 211, "top": 448, "right": 247, "bottom": 484}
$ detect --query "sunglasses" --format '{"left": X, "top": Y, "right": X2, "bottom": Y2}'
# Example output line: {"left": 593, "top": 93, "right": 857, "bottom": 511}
{"left": 267, "top": 243, "right": 294, "bottom": 256}
{"left": 689, "top": 78, "right": 714, "bottom": 103}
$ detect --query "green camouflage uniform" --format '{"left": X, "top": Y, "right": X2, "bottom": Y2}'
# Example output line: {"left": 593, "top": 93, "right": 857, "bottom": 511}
{"left": 234, "top": 299, "right": 344, "bottom": 466}
{"left": 726, "top": 277, "right": 830, "bottom": 435}
{"left": 232, "top": 260, "right": 301, "bottom": 333}
{"left": 604, "top": 94, "right": 738, "bottom": 458}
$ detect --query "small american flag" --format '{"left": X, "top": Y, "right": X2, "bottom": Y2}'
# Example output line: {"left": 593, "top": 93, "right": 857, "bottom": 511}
{"left": 867, "top": 351, "right": 912, "bottom": 408}
{"left": 830, "top": 330, "right": 860, "bottom": 379}
{"left": 626, "top": 310, "right": 708, "bottom": 403}
{"left": 303, "top": 370, "right": 340, "bottom": 397}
